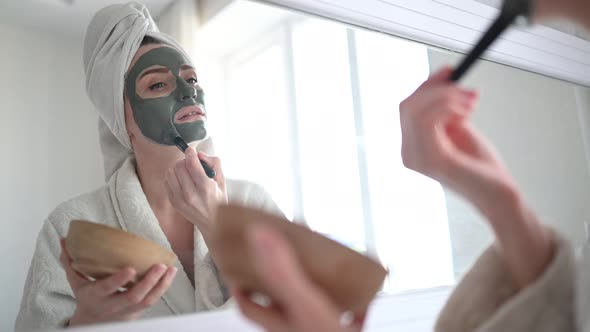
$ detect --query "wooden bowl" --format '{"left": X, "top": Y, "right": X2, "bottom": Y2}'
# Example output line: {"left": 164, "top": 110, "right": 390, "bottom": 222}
{"left": 65, "top": 220, "right": 177, "bottom": 281}
{"left": 210, "top": 204, "right": 388, "bottom": 316}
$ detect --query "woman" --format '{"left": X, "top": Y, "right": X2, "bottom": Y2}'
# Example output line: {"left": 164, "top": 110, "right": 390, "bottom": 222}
{"left": 15, "top": 2, "right": 281, "bottom": 330}
{"left": 231, "top": 0, "right": 590, "bottom": 331}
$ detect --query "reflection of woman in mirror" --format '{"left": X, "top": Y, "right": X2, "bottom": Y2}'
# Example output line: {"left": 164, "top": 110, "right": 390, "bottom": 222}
{"left": 231, "top": 0, "right": 590, "bottom": 331}
{"left": 15, "top": 2, "right": 281, "bottom": 330}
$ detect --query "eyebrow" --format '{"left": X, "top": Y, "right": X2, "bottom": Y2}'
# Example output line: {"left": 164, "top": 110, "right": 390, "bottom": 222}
{"left": 180, "top": 64, "right": 196, "bottom": 72}
{"left": 138, "top": 67, "right": 170, "bottom": 80}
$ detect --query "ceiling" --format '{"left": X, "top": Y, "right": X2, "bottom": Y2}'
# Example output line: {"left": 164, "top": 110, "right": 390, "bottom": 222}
{"left": 1, "top": 0, "right": 587, "bottom": 42}
{"left": 0, "top": 0, "right": 177, "bottom": 39}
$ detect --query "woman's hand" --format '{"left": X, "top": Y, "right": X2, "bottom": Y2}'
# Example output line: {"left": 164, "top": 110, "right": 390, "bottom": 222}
{"left": 533, "top": 0, "right": 590, "bottom": 29}
{"left": 164, "top": 147, "right": 228, "bottom": 240}
{"left": 233, "top": 225, "right": 363, "bottom": 332}
{"left": 400, "top": 67, "right": 514, "bottom": 209}
{"left": 60, "top": 239, "right": 177, "bottom": 326}
{"left": 400, "top": 67, "right": 554, "bottom": 288}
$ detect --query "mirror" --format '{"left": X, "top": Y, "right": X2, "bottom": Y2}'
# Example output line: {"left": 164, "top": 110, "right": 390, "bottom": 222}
{"left": 2, "top": 0, "right": 589, "bottom": 330}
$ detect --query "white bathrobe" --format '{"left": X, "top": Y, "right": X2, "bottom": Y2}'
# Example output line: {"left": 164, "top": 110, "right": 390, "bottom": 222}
{"left": 15, "top": 157, "right": 282, "bottom": 331}
{"left": 435, "top": 229, "right": 590, "bottom": 331}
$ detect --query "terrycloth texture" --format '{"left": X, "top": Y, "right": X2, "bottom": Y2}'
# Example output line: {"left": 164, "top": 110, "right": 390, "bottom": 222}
{"left": 435, "top": 229, "right": 581, "bottom": 332}
{"left": 83, "top": 1, "right": 196, "bottom": 180}
{"left": 15, "top": 157, "right": 282, "bottom": 331}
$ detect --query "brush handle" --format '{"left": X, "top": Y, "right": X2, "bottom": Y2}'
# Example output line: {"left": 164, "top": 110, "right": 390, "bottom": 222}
{"left": 200, "top": 160, "right": 217, "bottom": 179}
{"left": 451, "top": 12, "right": 516, "bottom": 81}
{"left": 174, "top": 136, "right": 190, "bottom": 152}
{"left": 451, "top": 0, "right": 532, "bottom": 81}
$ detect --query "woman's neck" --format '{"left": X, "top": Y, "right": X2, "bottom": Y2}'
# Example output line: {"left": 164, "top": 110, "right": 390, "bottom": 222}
{"left": 135, "top": 145, "right": 183, "bottom": 217}
{"left": 134, "top": 145, "right": 196, "bottom": 285}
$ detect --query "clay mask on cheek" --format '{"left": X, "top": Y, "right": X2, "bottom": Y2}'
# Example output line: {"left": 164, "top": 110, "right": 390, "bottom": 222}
{"left": 125, "top": 47, "right": 207, "bottom": 146}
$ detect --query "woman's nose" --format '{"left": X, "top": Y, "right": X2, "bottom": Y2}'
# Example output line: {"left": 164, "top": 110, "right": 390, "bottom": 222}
{"left": 176, "top": 77, "right": 197, "bottom": 100}
{"left": 181, "top": 93, "right": 195, "bottom": 100}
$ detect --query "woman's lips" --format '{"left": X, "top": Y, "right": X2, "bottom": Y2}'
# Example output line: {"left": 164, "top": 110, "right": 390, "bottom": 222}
{"left": 175, "top": 106, "right": 206, "bottom": 123}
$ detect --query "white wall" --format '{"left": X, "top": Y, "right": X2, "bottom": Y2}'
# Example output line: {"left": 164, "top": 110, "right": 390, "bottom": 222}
{"left": 0, "top": 22, "right": 103, "bottom": 330}
{"left": 428, "top": 49, "right": 590, "bottom": 279}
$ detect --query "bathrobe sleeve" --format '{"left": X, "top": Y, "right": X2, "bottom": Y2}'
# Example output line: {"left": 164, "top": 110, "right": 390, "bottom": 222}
{"left": 435, "top": 229, "right": 576, "bottom": 332}
{"left": 15, "top": 215, "right": 75, "bottom": 331}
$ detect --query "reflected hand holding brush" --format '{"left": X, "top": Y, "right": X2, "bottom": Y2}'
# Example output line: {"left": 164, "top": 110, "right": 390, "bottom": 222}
{"left": 164, "top": 134, "right": 228, "bottom": 242}
{"left": 174, "top": 135, "right": 216, "bottom": 178}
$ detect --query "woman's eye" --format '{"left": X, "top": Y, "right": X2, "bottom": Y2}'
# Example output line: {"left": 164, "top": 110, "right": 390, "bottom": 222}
{"left": 149, "top": 82, "right": 166, "bottom": 90}
{"left": 187, "top": 77, "right": 198, "bottom": 84}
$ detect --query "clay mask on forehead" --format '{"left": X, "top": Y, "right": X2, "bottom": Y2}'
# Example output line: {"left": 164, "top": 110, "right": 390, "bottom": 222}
{"left": 125, "top": 46, "right": 207, "bottom": 146}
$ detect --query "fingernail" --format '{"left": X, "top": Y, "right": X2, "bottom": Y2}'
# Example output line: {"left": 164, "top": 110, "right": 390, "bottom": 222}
{"left": 156, "top": 264, "right": 166, "bottom": 273}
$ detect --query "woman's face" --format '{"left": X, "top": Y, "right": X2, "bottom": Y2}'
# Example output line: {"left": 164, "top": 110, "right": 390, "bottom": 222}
{"left": 124, "top": 43, "right": 207, "bottom": 150}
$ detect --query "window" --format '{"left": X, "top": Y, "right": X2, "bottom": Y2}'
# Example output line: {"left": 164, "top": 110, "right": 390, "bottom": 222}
{"left": 199, "top": 5, "right": 454, "bottom": 293}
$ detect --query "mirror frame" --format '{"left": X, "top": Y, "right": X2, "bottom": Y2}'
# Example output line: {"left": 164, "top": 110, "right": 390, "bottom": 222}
{"left": 254, "top": 0, "right": 590, "bottom": 87}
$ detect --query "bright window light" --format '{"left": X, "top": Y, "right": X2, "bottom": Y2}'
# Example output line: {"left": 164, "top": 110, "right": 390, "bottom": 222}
{"left": 198, "top": 6, "right": 455, "bottom": 294}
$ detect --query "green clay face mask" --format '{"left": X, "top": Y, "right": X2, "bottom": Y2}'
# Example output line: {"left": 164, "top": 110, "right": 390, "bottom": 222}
{"left": 125, "top": 46, "right": 207, "bottom": 146}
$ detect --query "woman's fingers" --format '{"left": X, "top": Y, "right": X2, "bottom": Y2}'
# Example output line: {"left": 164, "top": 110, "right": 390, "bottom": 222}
{"left": 165, "top": 148, "right": 227, "bottom": 236}
{"left": 446, "top": 122, "right": 485, "bottom": 156}
{"left": 401, "top": 86, "right": 476, "bottom": 126}
{"left": 136, "top": 266, "right": 177, "bottom": 309}
{"left": 236, "top": 226, "right": 349, "bottom": 332}
{"left": 423, "top": 66, "right": 453, "bottom": 87}
{"left": 247, "top": 225, "right": 307, "bottom": 305}
{"left": 182, "top": 148, "right": 226, "bottom": 190}
{"left": 399, "top": 77, "right": 480, "bottom": 178}
{"left": 184, "top": 148, "right": 208, "bottom": 184}
{"left": 74, "top": 265, "right": 175, "bottom": 321}
{"left": 114, "top": 265, "right": 177, "bottom": 315}
{"left": 59, "top": 238, "right": 92, "bottom": 291}
{"left": 233, "top": 288, "right": 285, "bottom": 332}
{"left": 197, "top": 151, "right": 221, "bottom": 169}
{"left": 87, "top": 267, "right": 136, "bottom": 298}
{"left": 120, "top": 264, "right": 167, "bottom": 305}
{"left": 247, "top": 225, "right": 337, "bottom": 315}
{"left": 168, "top": 147, "right": 226, "bottom": 198}
{"left": 352, "top": 310, "right": 368, "bottom": 329}
{"left": 428, "top": 87, "right": 478, "bottom": 120}
{"left": 197, "top": 151, "right": 225, "bottom": 188}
